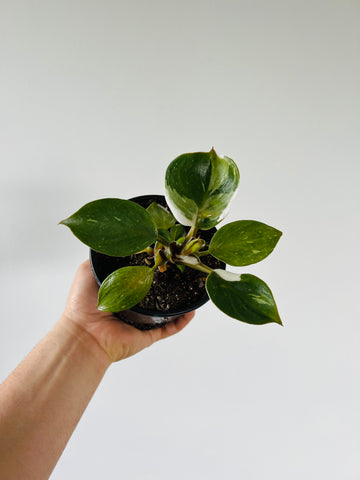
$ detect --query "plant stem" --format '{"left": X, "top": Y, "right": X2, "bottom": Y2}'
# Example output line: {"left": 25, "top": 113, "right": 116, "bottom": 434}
{"left": 176, "top": 256, "right": 213, "bottom": 275}
{"left": 197, "top": 249, "right": 210, "bottom": 257}
{"left": 152, "top": 250, "right": 167, "bottom": 271}
{"left": 185, "top": 225, "right": 198, "bottom": 242}
{"left": 139, "top": 246, "right": 154, "bottom": 255}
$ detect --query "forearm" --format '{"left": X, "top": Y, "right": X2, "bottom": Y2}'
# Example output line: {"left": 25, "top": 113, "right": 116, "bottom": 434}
{"left": 0, "top": 317, "right": 111, "bottom": 480}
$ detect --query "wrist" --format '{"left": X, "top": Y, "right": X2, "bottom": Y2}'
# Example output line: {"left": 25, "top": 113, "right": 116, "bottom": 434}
{"left": 57, "top": 315, "right": 112, "bottom": 371}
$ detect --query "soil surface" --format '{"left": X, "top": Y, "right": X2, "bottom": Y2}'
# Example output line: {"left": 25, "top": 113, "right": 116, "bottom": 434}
{"left": 126, "top": 251, "right": 222, "bottom": 313}
{"left": 90, "top": 194, "right": 224, "bottom": 316}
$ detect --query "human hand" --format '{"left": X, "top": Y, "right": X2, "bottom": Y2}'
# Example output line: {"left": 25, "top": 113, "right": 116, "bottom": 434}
{"left": 60, "top": 260, "right": 194, "bottom": 363}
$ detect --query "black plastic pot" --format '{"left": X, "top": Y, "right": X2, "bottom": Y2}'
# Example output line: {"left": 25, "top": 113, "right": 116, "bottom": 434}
{"left": 90, "top": 194, "right": 223, "bottom": 330}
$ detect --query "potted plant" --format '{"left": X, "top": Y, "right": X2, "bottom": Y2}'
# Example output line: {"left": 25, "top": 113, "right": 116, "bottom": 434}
{"left": 60, "top": 148, "right": 283, "bottom": 329}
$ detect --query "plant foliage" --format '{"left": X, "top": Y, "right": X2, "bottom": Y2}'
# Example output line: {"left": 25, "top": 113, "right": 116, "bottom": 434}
{"left": 60, "top": 148, "right": 283, "bottom": 325}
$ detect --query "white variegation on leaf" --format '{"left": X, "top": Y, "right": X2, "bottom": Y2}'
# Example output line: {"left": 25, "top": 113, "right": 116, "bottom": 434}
{"left": 206, "top": 271, "right": 282, "bottom": 325}
{"left": 60, "top": 148, "right": 283, "bottom": 327}
{"left": 212, "top": 269, "right": 240, "bottom": 282}
{"left": 165, "top": 148, "right": 240, "bottom": 230}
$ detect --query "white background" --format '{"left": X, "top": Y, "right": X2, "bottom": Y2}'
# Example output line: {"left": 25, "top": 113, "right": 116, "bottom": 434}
{"left": 1, "top": 1, "right": 359, "bottom": 478}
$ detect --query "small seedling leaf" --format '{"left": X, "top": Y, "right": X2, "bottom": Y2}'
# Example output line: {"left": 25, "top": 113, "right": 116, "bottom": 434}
{"left": 146, "top": 202, "right": 176, "bottom": 230}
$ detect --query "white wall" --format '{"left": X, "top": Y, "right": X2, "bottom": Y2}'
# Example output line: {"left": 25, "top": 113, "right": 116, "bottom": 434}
{"left": 1, "top": 1, "right": 359, "bottom": 478}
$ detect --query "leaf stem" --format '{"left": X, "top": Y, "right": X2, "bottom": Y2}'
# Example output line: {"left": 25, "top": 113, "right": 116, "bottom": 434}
{"left": 152, "top": 250, "right": 167, "bottom": 271}
{"left": 197, "top": 249, "right": 210, "bottom": 257}
{"left": 139, "top": 246, "right": 154, "bottom": 255}
{"left": 176, "top": 255, "right": 213, "bottom": 275}
{"left": 185, "top": 225, "right": 198, "bottom": 242}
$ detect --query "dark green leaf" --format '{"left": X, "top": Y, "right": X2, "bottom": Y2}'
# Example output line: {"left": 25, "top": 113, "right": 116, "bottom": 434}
{"left": 209, "top": 220, "right": 282, "bottom": 266}
{"left": 170, "top": 224, "right": 186, "bottom": 241}
{"left": 157, "top": 228, "right": 172, "bottom": 245}
{"left": 97, "top": 266, "right": 154, "bottom": 312}
{"left": 206, "top": 270, "right": 282, "bottom": 325}
{"left": 146, "top": 202, "right": 176, "bottom": 230}
{"left": 165, "top": 148, "right": 240, "bottom": 230}
{"left": 60, "top": 198, "right": 157, "bottom": 256}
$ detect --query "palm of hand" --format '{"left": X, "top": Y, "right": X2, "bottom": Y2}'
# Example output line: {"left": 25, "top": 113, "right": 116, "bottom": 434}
{"left": 62, "top": 261, "right": 194, "bottom": 363}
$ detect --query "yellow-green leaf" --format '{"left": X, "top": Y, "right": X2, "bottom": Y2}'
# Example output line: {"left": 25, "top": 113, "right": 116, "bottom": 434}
{"left": 97, "top": 266, "right": 154, "bottom": 312}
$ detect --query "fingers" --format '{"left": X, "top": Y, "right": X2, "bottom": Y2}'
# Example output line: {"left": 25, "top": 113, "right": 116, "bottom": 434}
{"left": 153, "top": 311, "right": 195, "bottom": 342}
{"left": 65, "top": 260, "right": 100, "bottom": 315}
{"left": 73, "top": 260, "right": 99, "bottom": 293}
{"left": 172, "top": 311, "right": 195, "bottom": 332}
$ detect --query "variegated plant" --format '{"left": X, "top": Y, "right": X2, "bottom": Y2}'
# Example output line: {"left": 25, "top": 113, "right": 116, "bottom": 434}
{"left": 60, "top": 148, "right": 283, "bottom": 326}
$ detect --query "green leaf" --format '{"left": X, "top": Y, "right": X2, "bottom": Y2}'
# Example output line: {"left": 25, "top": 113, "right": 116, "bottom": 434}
{"left": 157, "top": 228, "right": 172, "bottom": 245}
{"left": 209, "top": 220, "right": 282, "bottom": 266}
{"left": 175, "top": 235, "right": 186, "bottom": 245}
{"left": 98, "top": 266, "right": 154, "bottom": 312}
{"left": 176, "top": 264, "right": 186, "bottom": 273}
{"left": 170, "top": 224, "right": 186, "bottom": 241}
{"left": 206, "top": 270, "right": 282, "bottom": 325}
{"left": 165, "top": 148, "right": 240, "bottom": 230}
{"left": 60, "top": 198, "right": 157, "bottom": 256}
{"left": 146, "top": 202, "right": 176, "bottom": 230}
